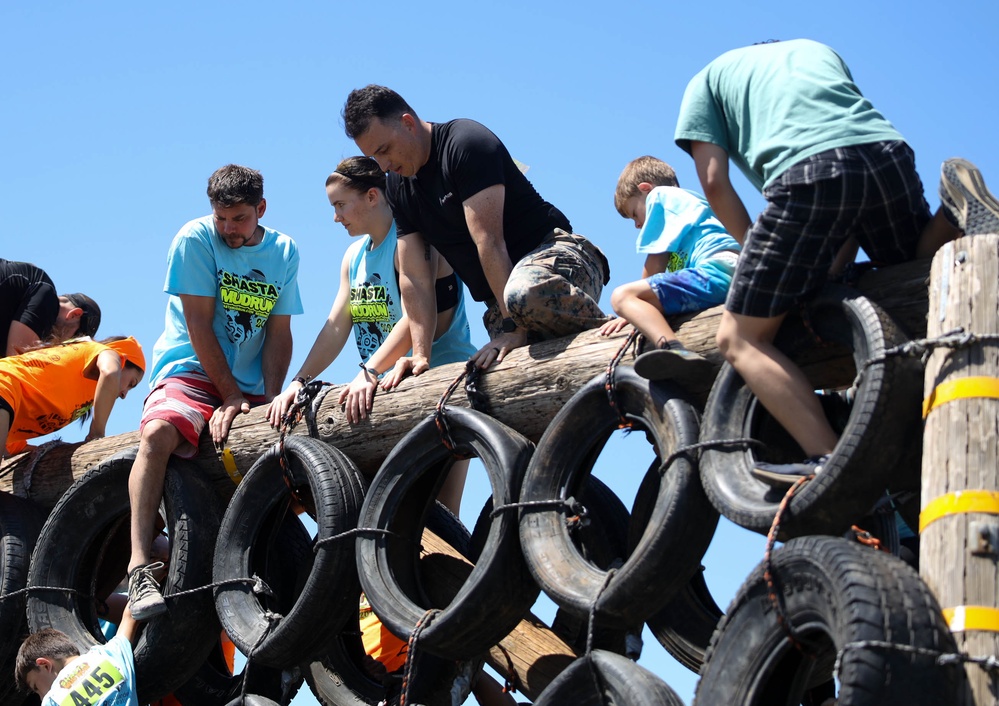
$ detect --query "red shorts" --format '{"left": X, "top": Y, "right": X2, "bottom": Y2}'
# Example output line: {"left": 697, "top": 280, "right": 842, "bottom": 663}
{"left": 140, "top": 374, "right": 266, "bottom": 458}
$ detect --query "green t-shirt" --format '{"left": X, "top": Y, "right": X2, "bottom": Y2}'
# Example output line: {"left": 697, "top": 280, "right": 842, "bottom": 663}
{"left": 674, "top": 39, "right": 904, "bottom": 191}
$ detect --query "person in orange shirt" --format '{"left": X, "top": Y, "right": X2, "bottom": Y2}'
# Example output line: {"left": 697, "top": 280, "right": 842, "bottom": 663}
{"left": 0, "top": 336, "right": 145, "bottom": 459}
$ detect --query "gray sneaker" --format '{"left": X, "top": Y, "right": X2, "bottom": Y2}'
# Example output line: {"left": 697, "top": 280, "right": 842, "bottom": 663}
{"left": 128, "top": 561, "right": 167, "bottom": 620}
{"left": 939, "top": 158, "right": 999, "bottom": 235}
{"left": 633, "top": 347, "right": 714, "bottom": 381}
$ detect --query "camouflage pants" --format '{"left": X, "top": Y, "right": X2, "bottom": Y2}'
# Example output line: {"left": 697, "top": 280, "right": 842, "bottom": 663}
{"left": 483, "top": 229, "right": 611, "bottom": 341}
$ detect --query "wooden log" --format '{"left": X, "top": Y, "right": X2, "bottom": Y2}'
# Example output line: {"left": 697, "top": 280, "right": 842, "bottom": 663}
{"left": 921, "top": 235, "right": 999, "bottom": 705}
{"left": 0, "top": 257, "right": 933, "bottom": 511}
{"left": 420, "top": 530, "right": 575, "bottom": 700}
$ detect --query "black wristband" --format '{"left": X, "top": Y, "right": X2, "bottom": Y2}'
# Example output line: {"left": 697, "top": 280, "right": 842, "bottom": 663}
{"left": 293, "top": 375, "right": 310, "bottom": 386}
{"left": 359, "top": 362, "right": 380, "bottom": 378}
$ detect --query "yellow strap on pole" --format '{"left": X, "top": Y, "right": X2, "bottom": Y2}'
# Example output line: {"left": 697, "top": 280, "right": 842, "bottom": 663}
{"left": 920, "top": 490, "right": 999, "bottom": 533}
{"left": 923, "top": 376, "right": 999, "bottom": 418}
{"left": 942, "top": 606, "right": 999, "bottom": 633}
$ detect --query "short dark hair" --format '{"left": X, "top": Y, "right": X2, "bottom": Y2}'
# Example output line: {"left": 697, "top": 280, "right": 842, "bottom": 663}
{"left": 342, "top": 85, "right": 417, "bottom": 140}
{"left": 15, "top": 629, "right": 80, "bottom": 691}
{"left": 61, "top": 293, "right": 101, "bottom": 338}
{"left": 207, "top": 164, "right": 264, "bottom": 208}
{"left": 326, "top": 156, "right": 386, "bottom": 193}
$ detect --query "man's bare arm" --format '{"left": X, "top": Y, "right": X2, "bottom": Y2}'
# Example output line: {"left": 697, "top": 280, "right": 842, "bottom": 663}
{"left": 463, "top": 184, "right": 527, "bottom": 367}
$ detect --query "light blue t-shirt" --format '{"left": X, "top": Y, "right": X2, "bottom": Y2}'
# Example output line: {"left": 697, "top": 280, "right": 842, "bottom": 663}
{"left": 636, "top": 186, "right": 740, "bottom": 273}
{"left": 346, "top": 222, "right": 475, "bottom": 368}
{"left": 675, "top": 39, "right": 904, "bottom": 191}
{"left": 150, "top": 216, "right": 304, "bottom": 394}
{"left": 42, "top": 634, "right": 137, "bottom": 706}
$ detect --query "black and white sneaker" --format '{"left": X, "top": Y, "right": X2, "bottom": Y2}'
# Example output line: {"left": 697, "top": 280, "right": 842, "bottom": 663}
{"left": 128, "top": 561, "right": 167, "bottom": 620}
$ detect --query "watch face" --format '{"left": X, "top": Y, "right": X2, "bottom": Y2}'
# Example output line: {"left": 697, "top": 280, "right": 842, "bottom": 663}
{"left": 502, "top": 318, "right": 517, "bottom": 332}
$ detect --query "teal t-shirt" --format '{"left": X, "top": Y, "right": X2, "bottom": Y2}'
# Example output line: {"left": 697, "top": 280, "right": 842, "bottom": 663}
{"left": 150, "top": 216, "right": 304, "bottom": 394}
{"left": 674, "top": 39, "right": 904, "bottom": 191}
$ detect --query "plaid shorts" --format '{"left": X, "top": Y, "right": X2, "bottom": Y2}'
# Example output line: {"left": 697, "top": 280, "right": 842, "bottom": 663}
{"left": 140, "top": 373, "right": 266, "bottom": 458}
{"left": 726, "top": 140, "right": 931, "bottom": 318}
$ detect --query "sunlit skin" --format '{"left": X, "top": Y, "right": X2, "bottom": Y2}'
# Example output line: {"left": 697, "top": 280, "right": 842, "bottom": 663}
{"left": 118, "top": 366, "right": 143, "bottom": 399}
{"left": 25, "top": 658, "right": 62, "bottom": 698}
{"left": 352, "top": 115, "right": 430, "bottom": 178}
{"left": 51, "top": 297, "right": 83, "bottom": 341}
{"left": 327, "top": 182, "right": 384, "bottom": 241}
{"left": 212, "top": 201, "right": 267, "bottom": 249}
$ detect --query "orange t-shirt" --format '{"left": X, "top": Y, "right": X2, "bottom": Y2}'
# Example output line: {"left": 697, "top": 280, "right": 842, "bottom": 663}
{"left": 359, "top": 592, "right": 408, "bottom": 674}
{"left": 0, "top": 338, "right": 138, "bottom": 454}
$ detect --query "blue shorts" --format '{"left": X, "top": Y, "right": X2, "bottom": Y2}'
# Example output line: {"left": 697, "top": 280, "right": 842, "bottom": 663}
{"left": 648, "top": 254, "right": 737, "bottom": 315}
{"left": 726, "top": 140, "right": 931, "bottom": 318}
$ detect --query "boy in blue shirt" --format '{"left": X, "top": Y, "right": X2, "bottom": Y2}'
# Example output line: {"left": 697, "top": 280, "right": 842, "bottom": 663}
{"left": 600, "top": 156, "right": 740, "bottom": 381}
{"left": 16, "top": 605, "right": 140, "bottom": 705}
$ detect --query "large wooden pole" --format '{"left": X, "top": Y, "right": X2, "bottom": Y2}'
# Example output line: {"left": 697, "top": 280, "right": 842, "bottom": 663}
{"left": 0, "top": 258, "right": 933, "bottom": 512}
{"left": 921, "top": 235, "right": 999, "bottom": 705}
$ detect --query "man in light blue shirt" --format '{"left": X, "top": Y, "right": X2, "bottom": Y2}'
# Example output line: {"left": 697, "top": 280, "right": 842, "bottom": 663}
{"left": 127, "top": 164, "right": 302, "bottom": 619}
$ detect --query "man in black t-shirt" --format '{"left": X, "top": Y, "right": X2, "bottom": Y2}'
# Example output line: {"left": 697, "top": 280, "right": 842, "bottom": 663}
{"left": 343, "top": 85, "right": 609, "bottom": 374}
{"left": 0, "top": 259, "right": 102, "bottom": 357}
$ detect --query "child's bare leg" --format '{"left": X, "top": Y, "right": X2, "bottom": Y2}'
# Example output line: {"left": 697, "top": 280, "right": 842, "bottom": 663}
{"left": 717, "top": 310, "right": 838, "bottom": 457}
{"left": 610, "top": 280, "right": 676, "bottom": 345}
{"left": 435, "top": 458, "right": 470, "bottom": 516}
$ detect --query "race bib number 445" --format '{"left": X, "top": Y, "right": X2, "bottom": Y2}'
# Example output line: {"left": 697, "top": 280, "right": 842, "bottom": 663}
{"left": 49, "top": 659, "right": 125, "bottom": 706}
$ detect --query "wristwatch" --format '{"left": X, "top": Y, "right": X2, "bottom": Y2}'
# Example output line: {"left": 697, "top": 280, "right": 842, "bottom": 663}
{"left": 501, "top": 317, "right": 518, "bottom": 333}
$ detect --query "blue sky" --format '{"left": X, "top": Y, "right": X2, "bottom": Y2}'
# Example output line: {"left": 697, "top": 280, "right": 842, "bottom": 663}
{"left": 3, "top": 1, "right": 997, "bottom": 703}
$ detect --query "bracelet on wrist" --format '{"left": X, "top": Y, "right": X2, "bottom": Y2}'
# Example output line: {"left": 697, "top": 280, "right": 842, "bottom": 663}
{"left": 359, "top": 362, "right": 380, "bottom": 378}
{"left": 292, "top": 375, "right": 311, "bottom": 386}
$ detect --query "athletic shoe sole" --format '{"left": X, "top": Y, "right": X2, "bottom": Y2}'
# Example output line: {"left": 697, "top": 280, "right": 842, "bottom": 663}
{"left": 633, "top": 348, "right": 715, "bottom": 381}
{"left": 940, "top": 158, "right": 999, "bottom": 235}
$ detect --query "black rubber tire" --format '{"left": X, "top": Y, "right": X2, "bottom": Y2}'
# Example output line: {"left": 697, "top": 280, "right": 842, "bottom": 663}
{"left": 519, "top": 367, "right": 716, "bottom": 627}
{"left": 693, "top": 535, "right": 968, "bottom": 705}
{"left": 645, "top": 567, "right": 723, "bottom": 675}
{"left": 306, "top": 502, "right": 479, "bottom": 706}
{"left": 699, "top": 285, "right": 923, "bottom": 538}
{"left": 174, "top": 636, "right": 303, "bottom": 706}
{"left": 214, "top": 437, "right": 367, "bottom": 668}
{"left": 630, "top": 459, "right": 723, "bottom": 673}
{"left": 177, "top": 509, "right": 312, "bottom": 706}
{"left": 26, "top": 447, "right": 223, "bottom": 703}
{"left": 0, "top": 493, "right": 45, "bottom": 706}
{"left": 532, "top": 649, "right": 685, "bottom": 706}
{"left": 357, "top": 406, "right": 537, "bottom": 660}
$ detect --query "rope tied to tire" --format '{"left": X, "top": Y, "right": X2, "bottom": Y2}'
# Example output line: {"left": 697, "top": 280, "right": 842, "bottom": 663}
{"left": 848, "top": 524, "right": 885, "bottom": 551}
{"left": 275, "top": 383, "right": 329, "bottom": 503}
{"left": 434, "top": 361, "right": 481, "bottom": 459}
{"left": 585, "top": 567, "right": 618, "bottom": 655}
{"left": 399, "top": 608, "right": 442, "bottom": 706}
{"left": 861, "top": 326, "right": 999, "bottom": 369}
{"left": 311, "top": 526, "right": 419, "bottom": 552}
{"left": 489, "top": 497, "right": 588, "bottom": 524}
{"left": 604, "top": 330, "right": 640, "bottom": 429}
{"left": 763, "top": 476, "right": 814, "bottom": 653}
{"left": 493, "top": 644, "right": 522, "bottom": 696}
{"left": 834, "top": 639, "right": 999, "bottom": 677}
{"left": 657, "top": 438, "right": 765, "bottom": 477}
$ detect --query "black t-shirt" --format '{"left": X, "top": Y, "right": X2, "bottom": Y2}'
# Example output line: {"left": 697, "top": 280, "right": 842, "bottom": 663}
{"left": 0, "top": 259, "right": 59, "bottom": 355}
{"left": 386, "top": 119, "right": 571, "bottom": 301}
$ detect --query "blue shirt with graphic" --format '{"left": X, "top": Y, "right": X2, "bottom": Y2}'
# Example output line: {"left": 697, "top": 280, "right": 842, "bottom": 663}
{"left": 42, "top": 634, "right": 137, "bottom": 706}
{"left": 346, "top": 221, "right": 475, "bottom": 367}
{"left": 150, "top": 216, "right": 304, "bottom": 395}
